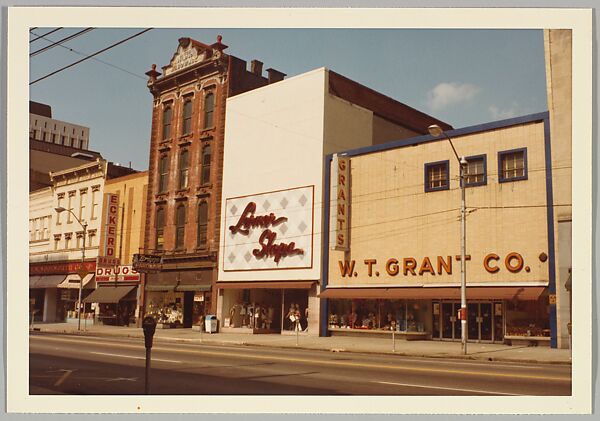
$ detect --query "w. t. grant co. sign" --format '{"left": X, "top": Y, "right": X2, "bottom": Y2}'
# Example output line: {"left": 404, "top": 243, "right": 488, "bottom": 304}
{"left": 223, "top": 186, "right": 314, "bottom": 271}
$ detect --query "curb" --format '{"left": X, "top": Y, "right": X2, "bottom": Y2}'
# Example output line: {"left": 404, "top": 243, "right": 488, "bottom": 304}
{"left": 31, "top": 328, "right": 572, "bottom": 366}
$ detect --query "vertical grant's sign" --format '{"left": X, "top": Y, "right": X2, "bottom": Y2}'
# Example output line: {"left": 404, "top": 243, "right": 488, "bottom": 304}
{"left": 103, "top": 193, "right": 120, "bottom": 259}
{"left": 330, "top": 154, "right": 350, "bottom": 251}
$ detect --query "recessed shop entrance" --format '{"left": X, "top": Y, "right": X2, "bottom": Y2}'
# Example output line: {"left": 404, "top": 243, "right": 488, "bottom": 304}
{"left": 433, "top": 301, "right": 504, "bottom": 343}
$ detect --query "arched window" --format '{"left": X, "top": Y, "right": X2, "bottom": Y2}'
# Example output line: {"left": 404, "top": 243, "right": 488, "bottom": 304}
{"left": 155, "top": 207, "right": 165, "bottom": 250}
{"left": 197, "top": 201, "right": 208, "bottom": 248}
{"left": 158, "top": 154, "right": 169, "bottom": 193}
{"left": 203, "top": 93, "right": 215, "bottom": 129}
{"left": 178, "top": 149, "right": 189, "bottom": 190}
{"left": 182, "top": 99, "right": 193, "bottom": 135}
{"left": 175, "top": 204, "right": 186, "bottom": 249}
{"left": 201, "top": 145, "right": 211, "bottom": 185}
{"left": 162, "top": 106, "right": 172, "bottom": 140}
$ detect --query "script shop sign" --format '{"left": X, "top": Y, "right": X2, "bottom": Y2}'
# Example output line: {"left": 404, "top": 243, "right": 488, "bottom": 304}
{"left": 223, "top": 186, "right": 314, "bottom": 271}
{"left": 132, "top": 253, "right": 163, "bottom": 272}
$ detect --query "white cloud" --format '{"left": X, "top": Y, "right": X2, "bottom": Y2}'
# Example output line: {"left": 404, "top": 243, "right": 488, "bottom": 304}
{"left": 426, "top": 82, "right": 480, "bottom": 111}
{"left": 489, "top": 103, "right": 521, "bottom": 120}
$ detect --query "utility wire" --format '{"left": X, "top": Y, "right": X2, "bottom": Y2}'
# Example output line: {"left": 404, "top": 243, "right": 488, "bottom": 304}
{"left": 30, "top": 27, "right": 63, "bottom": 42}
{"left": 30, "top": 28, "right": 94, "bottom": 56}
{"left": 30, "top": 28, "right": 153, "bottom": 86}
{"left": 30, "top": 30, "right": 146, "bottom": 81}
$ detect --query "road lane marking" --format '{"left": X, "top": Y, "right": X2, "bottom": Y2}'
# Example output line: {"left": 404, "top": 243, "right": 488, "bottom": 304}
{"left": 89, "top": 351, "right": 181, "bottom": 364}
{"left": 54, "top": 369, "right": 74, "bottom": 387}
{"left": 375, "top": 381, "right": 524, "bottom": 396}
{"left": 31, "top": 335, "right": 570, "bottom": 383}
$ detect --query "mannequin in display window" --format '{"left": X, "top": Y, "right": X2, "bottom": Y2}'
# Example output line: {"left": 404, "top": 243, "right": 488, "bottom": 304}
{"left": 266, "top": 306, "right": 274, "bottom": 330}
{"left": 240, "top": 304, "right": 247, "bottom": 327}
{"left": 285, "top": 303, "right": 296, "bottom": 331}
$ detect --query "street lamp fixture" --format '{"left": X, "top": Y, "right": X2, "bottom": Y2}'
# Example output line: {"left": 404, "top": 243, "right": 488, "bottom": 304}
{"left": 428, "top": 124, "right": 468, "bottom": 355}
{"left": 55, "top": 206, "right": 88, "bottom": 331}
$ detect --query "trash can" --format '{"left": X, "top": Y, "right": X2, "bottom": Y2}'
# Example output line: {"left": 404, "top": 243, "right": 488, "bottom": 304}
{"left": 205, "top": 315, "right": 217, "bottom": 333}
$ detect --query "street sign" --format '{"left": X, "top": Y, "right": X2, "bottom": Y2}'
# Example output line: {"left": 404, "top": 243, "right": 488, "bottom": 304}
{"left": 77, "top": 269, "right": 88, "bottom": 280}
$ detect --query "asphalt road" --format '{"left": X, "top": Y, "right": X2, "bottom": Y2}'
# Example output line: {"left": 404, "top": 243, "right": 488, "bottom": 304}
{"left": 29, "top": 332, "right": 571, "bottom": 396}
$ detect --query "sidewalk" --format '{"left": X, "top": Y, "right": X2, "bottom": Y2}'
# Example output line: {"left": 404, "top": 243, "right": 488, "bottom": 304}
{"left": 31, "top": 322, "right": 572, "bottom": 365}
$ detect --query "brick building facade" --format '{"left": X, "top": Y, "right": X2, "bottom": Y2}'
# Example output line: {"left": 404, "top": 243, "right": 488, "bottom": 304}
{"left": 141, "top": 36, "right": 284, "bottom": 327}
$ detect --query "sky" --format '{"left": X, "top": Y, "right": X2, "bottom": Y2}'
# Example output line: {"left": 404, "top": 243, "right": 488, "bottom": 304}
{"left": 29, "top": 28, "right": 547, "bottom": 171}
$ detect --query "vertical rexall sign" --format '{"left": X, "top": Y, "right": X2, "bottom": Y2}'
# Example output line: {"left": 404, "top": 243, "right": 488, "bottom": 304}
{"left": 98, "top": 193, "right": 120, "bottom": 266}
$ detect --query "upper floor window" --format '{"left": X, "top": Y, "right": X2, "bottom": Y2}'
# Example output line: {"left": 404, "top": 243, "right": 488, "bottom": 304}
{"left": 175, "top": 204, "right": 186, "bottom": 250}
{"left": 424, "top": 160, "right": 450, "bottom": 192}
{"left": 203, "top": 92, "right": 215, "bottom": 129}
{"left": 498, "top": 148, "right": 527, "bottom": 182}
{"left": 56, "top": 196, "right": 64, "bottom": 225}
{"left": 197, "top": 201, "right": 208, "bottom": 249}
{"left": 464, "top": 155, "right": 487, "bottom": 187}
{"left": 201, "top": 145, "right": 211, "bottom": 185}
{"left": 178, "top": 149, "right": 190, "bottom": 190}
{"left": 162, "top": 106, "right": 172, "bottom": 140}
{"left": 79, "top": 191, "right": 87, "bottom": 221}
{"left": 155, "top": 207, "right": 165, "bottom": 251}
{"left": 182, "top": 99, "right": 193, "bottom": 135}
{"left": 158, "top": 154, "right": 170, "bottom": 193}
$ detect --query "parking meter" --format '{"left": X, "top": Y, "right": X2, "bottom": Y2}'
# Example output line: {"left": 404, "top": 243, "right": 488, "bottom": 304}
{"left": 142, "top": 316, "right": 156, "bottom": 394}
{"left": 143, "top": 316, "right": 157, "bottom": 349}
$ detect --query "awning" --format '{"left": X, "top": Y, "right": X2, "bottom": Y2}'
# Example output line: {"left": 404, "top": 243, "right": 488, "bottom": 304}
{"left": 217, "top": 281, "right": 315, "bottom": 290}
{"left": 145, "top": 270, "right": 212, "bottom": 292}
{"left": 29, "top": 275, "right": 66, "bottom": 289}
{"left": 57, "top": 274, "right": 95, "bottom": 289}
{"left": 318, "top": 286, "right": 547, "bottom": 301}
{"left": 83, "top": 286, "right": 136, "bottom": 303}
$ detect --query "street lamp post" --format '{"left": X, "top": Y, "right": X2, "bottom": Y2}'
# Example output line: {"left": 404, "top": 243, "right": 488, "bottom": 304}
{"left": 428, "top": 124, "right": 468, "bottom": 355}
{"left": 55, "top": 206, "right": 87, "bottom": 331}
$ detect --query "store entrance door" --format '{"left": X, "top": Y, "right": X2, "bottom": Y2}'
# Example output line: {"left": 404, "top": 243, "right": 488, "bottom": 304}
{"left": 437, "top": 301, "right": 502, "bottom": 343}
{"left": 183, "top": 292, "right": 194, "bottom": 328}
{"left": 440, "top": 302, "right": 461, "bottom": 340}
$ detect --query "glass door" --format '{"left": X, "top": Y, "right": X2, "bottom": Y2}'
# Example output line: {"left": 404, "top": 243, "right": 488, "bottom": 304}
{"left": 441, "top": 302, "right": 455, "bottom": 339}
{"left": 480, "top": 302, "right": 493, "bottom": 341}
{"left": 467, "top": 303, "right": 479, "bottom": 340}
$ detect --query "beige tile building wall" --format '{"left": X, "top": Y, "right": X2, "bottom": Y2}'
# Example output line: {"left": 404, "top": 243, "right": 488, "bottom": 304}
{"left": 328, "top": 120, "right": 552, "bottom": 288}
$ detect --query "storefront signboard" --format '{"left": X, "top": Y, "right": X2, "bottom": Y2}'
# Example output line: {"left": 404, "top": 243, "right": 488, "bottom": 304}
{"left": 30, "top": 261, "right": 96, "bottom": 275}
{"left": 330, "top": 154, "right": 350, "bottom": 251}
{"left": 95, "top": 265, "right": 140, "bottom": 282}
{"left": 99, "top": 193, "right": 120, "bottom": 263}
{"left": 132, "top": 253, "right": 163, "bottom": 272}
{"left": 223, "top": 185, "right": 314, "bottom": 271}
{"left": 336, "top": 251, "right": 544, "bottom": 280}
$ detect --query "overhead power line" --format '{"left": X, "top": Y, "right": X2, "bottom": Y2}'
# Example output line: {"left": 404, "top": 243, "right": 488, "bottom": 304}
{"left": 30, "top": 27, "right": 63, "bottom": 43}
{"left": 30, "top": 28, "right": 94, "bottom": 56}
{"left": 30, "top": 28, "right": 153, "bottom": 86}
{"left": 30, "top": 30, "right": 145, "bottom": 81}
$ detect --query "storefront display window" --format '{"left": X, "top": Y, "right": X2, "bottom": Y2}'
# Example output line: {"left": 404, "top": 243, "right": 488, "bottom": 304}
{"left": 505, "top": 295, "right": 550, "bottom": 337}
{"left": 328, "top": 299, "right": 428, "bottom": 332}
{"left": 145, "top": 291, "right": 184, "bottom": 325}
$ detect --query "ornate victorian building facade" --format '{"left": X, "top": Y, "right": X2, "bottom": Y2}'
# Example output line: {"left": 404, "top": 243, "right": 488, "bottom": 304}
{"left": 142, "top": 36, "right": 283, "bottom": 327}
